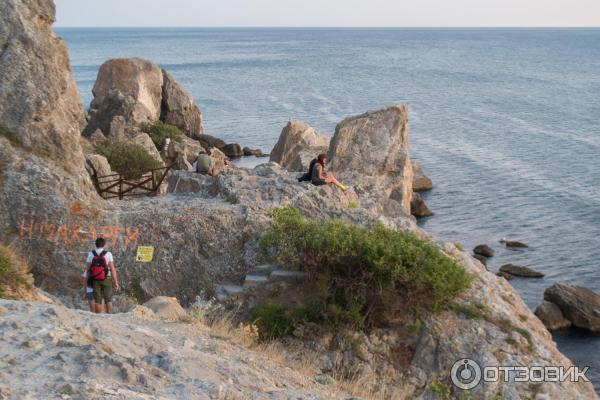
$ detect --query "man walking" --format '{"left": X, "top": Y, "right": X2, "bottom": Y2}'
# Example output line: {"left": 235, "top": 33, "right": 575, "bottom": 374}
{"left": 87, "top": 237, "right": 120, "bottom": 313}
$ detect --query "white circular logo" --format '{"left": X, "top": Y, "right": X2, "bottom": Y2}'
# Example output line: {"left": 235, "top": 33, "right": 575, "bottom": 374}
{"left": 451, "top": 358, "right": 482, "bottom": 390}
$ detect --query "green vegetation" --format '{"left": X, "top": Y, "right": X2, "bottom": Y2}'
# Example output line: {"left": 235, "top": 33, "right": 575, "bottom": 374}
{"left": 96, "top": 141, "right": 162, "bottom": 180}
{"left": 253, "top": 207, "right": 473, "bottom": 339}
{"left": 449, "top": 302, "right": 487, "bottom": 320}
{"left": 0, "top": 245, "right": 34, "bottom": 299}
{"left": 0, "top": 124, "right": 21, "bottom": 147}
{"left": 141, "top": 121, "right": 183, "bottom": 151}
{"left": 347, "top": 201, "right": 359, "bottom": 209}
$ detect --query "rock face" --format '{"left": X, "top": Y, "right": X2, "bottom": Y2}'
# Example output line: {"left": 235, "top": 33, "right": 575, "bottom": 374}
{"left": 329, "top": 106, "right": 413, "bottom": 216}
{"left": 410, "top": 192, "right": 433, "bottom": 218}
{"left": 160, "top": 70, "right": 203, "bottom": 138}
{"left": 85, "top": 58, "right": 164, "bottom": 135}
{"left": 85, "top": 154, "right": 114, "bottom": 188}
{"left": 473, "top": 244, "right": 495, "bottom": 257}
{"left": 270, "top": 121, "right": 330, "bottom": 172}
{"left": 535, "top": 301, "right": 572, "bottom": 331}
{"left": 0, "top": 0, "right": 86, "bottom": 168}
{"left": 412, "top": 161, "right": 433, "bottom": 191}
{"left": 499, "top": 264, "right": 545, "bottom": 278}
{"left": 544, "top": 284, "right": 600, "bottom": 332}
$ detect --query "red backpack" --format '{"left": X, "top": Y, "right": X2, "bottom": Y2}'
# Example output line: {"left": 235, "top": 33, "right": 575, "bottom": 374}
{"left": 89, "top": 250, "right": 109, "bottom": 281}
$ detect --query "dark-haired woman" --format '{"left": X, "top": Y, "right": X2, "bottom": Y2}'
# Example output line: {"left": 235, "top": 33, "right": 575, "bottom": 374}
{"left": 311, "top": 153, "right": 347, "bottom": 190}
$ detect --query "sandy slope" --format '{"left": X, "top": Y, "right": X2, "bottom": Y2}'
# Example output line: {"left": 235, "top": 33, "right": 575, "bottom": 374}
{"left": 0, "top": 299, "right": 343, "bottom": 400}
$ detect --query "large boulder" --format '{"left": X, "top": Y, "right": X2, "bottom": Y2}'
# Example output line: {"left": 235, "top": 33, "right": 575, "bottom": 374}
{"left": 499, "top": 264, "right": 545, "bottom": 278}
{"left": 196, "top": 134, "right": 226, "bottom": 150}
{"left": 473, "top": 244, "right": 494, "bottom": 257}
{"left": 410, "top": 192, "right": 433, "bottom": 218}
{"left": 160, "top": 70, "right": 203, "bottom": 138}
{"left": 328, "top": 106, "right": 413, "bottom": 216}
{"left": 0, "top": 0, "right": 86, "bottom": 169}
{"left": 143, "top": 296, "right": 186, "bottom": 320}
{"left": 85, "top": 154, "right": 114, "bottom": 189}
{"left": 85, "top": 58, "right": 164, "bottom": 135}
{"left": 221, "top": 143, "right": 243, "bottom": 158}
{"left": 544, "top": 284, "right": 600, "bottom": 332}
{"left": 412, "top": 161, "right": 433, "bottom": 191}
{"left": 270, "top": 121, "right": 330, "bottom": 172}
{"left": 535, "top": 301, "right": 572, "bottom": 331}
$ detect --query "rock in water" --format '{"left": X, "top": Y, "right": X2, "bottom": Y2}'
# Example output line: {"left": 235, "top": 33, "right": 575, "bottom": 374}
{"left": 160, "top": 70, "right": 203, "bottom": 138}
{"left": 473, "top": 244, "right": 494, "bottom": 257}
{"left": 196, "top": 134, "right": 226, "bottom": 150}
{"left": 270, "top": 121, "right": 330, "bottom": 172}
{"left": 222, "top": 143, "right": 243, "bottom": 158}
{"left": 0, "top": 0, "right": 86, "bottom": 168}
{"left": 499, "top": 264, "right": 545, "bottom": 278}
{"left": 535, "top": 301, "right": 572, "bottom": 331}
{"left": 544, "top": 284, "right": 600, "bottom": 332}
{"left": 328, "top": 106, "right": 413, "bottom": 216}
{"left": 85, "top": 58, "right": 164, "bottom": 135}
{"left": 412, "top": 161, "right": 433, "bottom": 191}
{"left": 472, "top": 254, "right": 488, "bottom": 267}
{"left": 410, "top": 192, "right": 433, "bottom": 218}
{"left": 500, "top": 238, "right": 528, "bottom": 248}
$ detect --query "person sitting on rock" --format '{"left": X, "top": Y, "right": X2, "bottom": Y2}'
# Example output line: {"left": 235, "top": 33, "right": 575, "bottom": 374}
{"left": 193, "top": 150, "right": 216, "bottom": 176}
{"left": 87, "top": 237, "right": 120, "bottom": 314}
{"left": 311, "top": 153, "right": 347, "bottom": 190}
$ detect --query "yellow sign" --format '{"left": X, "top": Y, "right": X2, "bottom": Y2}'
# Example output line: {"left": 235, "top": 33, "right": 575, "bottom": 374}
{"left": 135, "top": 246, "right": 154, "bottom": 262}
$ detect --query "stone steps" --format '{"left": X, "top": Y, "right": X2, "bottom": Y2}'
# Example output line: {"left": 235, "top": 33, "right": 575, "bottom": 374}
{"left": 215, "top": 264, "right": 308, "bottom": 302}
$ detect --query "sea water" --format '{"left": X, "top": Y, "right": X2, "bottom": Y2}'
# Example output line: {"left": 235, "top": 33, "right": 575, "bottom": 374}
{"left": 56, "top": 27, "right": 600, "bottom": 390}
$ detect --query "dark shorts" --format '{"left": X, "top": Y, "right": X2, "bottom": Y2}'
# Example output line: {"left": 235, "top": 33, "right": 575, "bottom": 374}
{"left": 311, "top": 179, "right": 326, "bottom": 186}
{"left": 92, "top": 277, "right": 113, "bottom": 304}
{"left": 85, "top": 291, "right": 94, "bottom": 301}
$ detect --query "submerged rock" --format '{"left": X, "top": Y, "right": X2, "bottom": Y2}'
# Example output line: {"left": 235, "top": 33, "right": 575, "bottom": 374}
{"left": 243, "top": 147, "right": 267, "bottom": 157}
{"left": 499, "top": 264, "right": 545, "bottom": 278}
{"left": 329, "top": 106, "right": 413, "bottom": 216}
{"left": 500, "top": 238, "right": 528, "bottom": 248}
{"left": 544, "top": 283, "right": 600, "bottom": 332}
{"left": 473, "top": 244, "right": 494, "bottom": 257}
{"left": 535, "top": 301, "right": 572, "bottom": 331}
{"left": 270, "top": 120, "right": 330, "bottom": 172}
{"left": 222, "top": 143, "right": 243, "bottom": 158}
{"left": 411, "top": 161, "right": 433, "bottom": 191}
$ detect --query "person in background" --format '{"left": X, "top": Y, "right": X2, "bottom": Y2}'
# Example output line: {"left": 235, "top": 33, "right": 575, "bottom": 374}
{"left": 193, "top": 149, "right": 216, "bottom": 176}
{"left": 87, "top": 237, "right": 120, "bottom": 314}
{"left": 311, "top": 153, "right": 347, "bottom": 190}
{"left": 80, "top": 267, "right": 96, "bottom": 312}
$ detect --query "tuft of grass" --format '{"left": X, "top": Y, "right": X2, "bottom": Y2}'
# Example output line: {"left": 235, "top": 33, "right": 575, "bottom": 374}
{"left": 141, "top": 121, "right": 183, "bottom": 151}
{"left": 347, "top": 201, "right": 359, "bottom": 209}
{"left": 226, "top": 194, "right": 239, "bottom": 204}
{"left": 96, "top": 141, "right": 162, "bottom": 180}
{"left": 256, "top": 207, "right": 473, "bottom": 338}
{"left": 0, "top": 245, "right": 35, "bottom": 300}
{"left": 449, "top": 302, "right": 487, "bottom": 320}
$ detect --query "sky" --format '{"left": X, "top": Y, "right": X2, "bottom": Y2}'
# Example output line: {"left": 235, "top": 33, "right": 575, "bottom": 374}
{"left": 54, "top": 0, "right": 600, "bottom": 27}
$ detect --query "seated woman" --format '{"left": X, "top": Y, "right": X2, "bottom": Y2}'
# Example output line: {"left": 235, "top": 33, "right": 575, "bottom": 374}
{"left": 311, "top": 153, "right": 347, "bottom": 190}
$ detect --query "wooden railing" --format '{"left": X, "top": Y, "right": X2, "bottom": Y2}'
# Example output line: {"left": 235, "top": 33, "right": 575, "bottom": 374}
{"left": 93, "top": 165, "right": 173, "bottom": 200}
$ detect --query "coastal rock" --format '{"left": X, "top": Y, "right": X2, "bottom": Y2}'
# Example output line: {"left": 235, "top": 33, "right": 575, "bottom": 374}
{"left": 499, "top": 264, "right": 545, "bottom": 278}
{"left": 160, "top": 70, "right": 203, "bottom": 138}
{"left": 500, "top": 238, "right": 528, "bottom": 248}
{"left": 496, "top": 271, "right": 514, "bottom": 281}
{"left": 222, "top": 143, "right": 243, "bottom": 158}
{"left": 85, "top": 58, "right": 164, "bottom": 135}
{"left": 243, "top": 147, "right": 266, "bottom": 157}
{"left": 410, "top": 192, "right": 433, "bottom": 218}
{"left": 142, "top": 296, "right": 186, "bottom": 320}
{"left": 196, "top": 134, "right": 226, "bottom": 150}
{"left": 329, "top": 106, "right": 413, "bottom": 216}
{"left": 0, "top": 0, "right": 87, "bottom": 169}
{"left": 535, "top": 301, "right": 572, "bottom": 331}
{"left": 544, "top": 284, "right": 600, "bottom": 332}
{"left": 270, "top": 121, "right": 330, "bottom": 172}
{"left": 411, "top": 161, "right": 433, "bottom": 191}
{"left": 472, "top": 254, "right": 488, "bottom": 267}
{"left": 473, "top": 244, "right": 494, "bottom": 257}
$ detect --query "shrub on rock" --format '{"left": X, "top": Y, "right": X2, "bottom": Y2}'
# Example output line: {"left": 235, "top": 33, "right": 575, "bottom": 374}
{"left": 141, "top": 121, "right": 183, "bottom": 151}
{"left": 0, "top": 245, "right": 36, "bottom": 300}
{"left": 96, "top": 141, "right": 162, "bottom": 180}
{"left": 256, "top": 207, "right": 472, "bottom": 337}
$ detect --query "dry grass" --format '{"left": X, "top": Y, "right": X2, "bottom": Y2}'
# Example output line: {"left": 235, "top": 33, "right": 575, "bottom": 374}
{"left": 0, "top": 244, "right": 38, "bottom": 301}
{"left": 178, "top": 305, "right": 404, "bottom": 399}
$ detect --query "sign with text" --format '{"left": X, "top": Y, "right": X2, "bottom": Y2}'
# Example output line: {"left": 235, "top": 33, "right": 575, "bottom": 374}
{"left": 135, "top": 246, "right": 154, "bottom": 262}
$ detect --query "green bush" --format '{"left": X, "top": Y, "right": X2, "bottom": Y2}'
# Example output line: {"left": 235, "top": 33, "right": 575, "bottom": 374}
{"left": 141, "top": 121, "right": 183, "bottom": 151}
{"left": 257, "top": 207, "right": 473, "bottom": 335}
{"left": 96, "top": 141, "right": 162, "bottom": 180}
{"left": 0, "top": 245, "right": 33, "bottom": 299}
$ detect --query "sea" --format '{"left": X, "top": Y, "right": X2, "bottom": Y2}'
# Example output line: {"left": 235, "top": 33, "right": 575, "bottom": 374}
{"left": 56, "top": 27, "right": 600, "bottom": 391}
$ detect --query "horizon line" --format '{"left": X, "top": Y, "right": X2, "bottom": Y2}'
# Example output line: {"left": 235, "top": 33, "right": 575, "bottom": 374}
{"left": 54, "top": 25, "right": 600, "bottom": 29}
